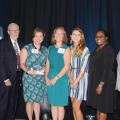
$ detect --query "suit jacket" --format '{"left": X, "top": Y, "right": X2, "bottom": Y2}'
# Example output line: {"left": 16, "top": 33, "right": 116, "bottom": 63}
{"left": 0, "top": 38, "right": 23, "bottom": 83}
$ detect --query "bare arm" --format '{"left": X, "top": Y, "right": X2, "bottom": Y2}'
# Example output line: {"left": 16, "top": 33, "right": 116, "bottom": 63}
{"left": 57, "top": 48, "right": 70, "bottom": 78}
{"left": 20, "top": 48, "right": 36, "bottom": 76}
{"left": 20, "top": 48, "right": 28, "bottom": 72}
{"left": 75, "top": 71, "right": 85, "bottom": 82}
{"left": 45, "top": 58, "right": 50, "bottom": 78}
{"left": 45, "top": 58, "right": 51, "bottom": 85}
{"left": 68, "top": 68, "right": 73, "bottom": 82}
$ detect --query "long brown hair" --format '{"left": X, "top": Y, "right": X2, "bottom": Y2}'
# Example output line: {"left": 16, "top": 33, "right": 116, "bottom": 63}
{"left": 51, "top": 26, "right": 68, "bottom": 44}
{"left": 71, "top": 28, "right": 86, "bottom": 56}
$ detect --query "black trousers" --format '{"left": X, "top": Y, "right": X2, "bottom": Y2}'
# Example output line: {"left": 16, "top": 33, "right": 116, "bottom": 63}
{"left": 0, "top": 71, "right": 21, "bottom": 120}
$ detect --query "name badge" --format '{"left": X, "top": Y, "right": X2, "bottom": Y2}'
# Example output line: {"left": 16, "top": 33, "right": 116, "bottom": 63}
{"left": 58, "top": 48, "right": 65, "bottom": 54}
{"left": 31, "top": 49, "right": 39, "bottom": 54}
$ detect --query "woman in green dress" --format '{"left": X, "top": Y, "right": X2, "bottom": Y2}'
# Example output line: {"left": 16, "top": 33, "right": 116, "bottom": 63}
{"left": 45, "top": 27, "right": 71, "bottom": 120}
{"left": 20, "top": 28, "right": 48, "bottom": 120}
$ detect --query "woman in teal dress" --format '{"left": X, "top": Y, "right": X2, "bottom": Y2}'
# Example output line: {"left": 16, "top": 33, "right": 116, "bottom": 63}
{"left": 20, "top": 28, "right": 48, "bottom": 120}
{"left": 45, "top": 27, "right": 71, "bottom": 120}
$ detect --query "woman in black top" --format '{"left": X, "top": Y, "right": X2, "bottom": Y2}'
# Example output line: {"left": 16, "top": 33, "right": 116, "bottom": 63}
{"left": 87, "top": 30, "right": 115, "bottom": 120}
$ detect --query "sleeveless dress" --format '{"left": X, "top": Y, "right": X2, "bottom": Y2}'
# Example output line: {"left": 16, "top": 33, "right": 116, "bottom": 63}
{"left": 69, "top": 46, "right": 90, "bottom": 100}
{"left": 47, "top": 45, "right": 69, "bottom": 106}
{"left": 22, "top": 43, "right": 48, "bottom": 103}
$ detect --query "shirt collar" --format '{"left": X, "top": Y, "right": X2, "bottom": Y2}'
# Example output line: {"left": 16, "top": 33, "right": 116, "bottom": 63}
{"left": 10, "top": 38, "right": 18, "bottom": 44}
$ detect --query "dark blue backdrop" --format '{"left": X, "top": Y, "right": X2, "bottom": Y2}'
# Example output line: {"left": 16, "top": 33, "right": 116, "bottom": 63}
{"left": 0, "top": 0, "right": 120, "bottom": 54}
{"left": 0, "top": 0, "right": 120, "bottom": 119}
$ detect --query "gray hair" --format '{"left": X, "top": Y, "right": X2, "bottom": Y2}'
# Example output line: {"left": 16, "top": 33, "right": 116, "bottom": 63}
{"left": 8, "top": 23, "right": 19, "bottom": 31}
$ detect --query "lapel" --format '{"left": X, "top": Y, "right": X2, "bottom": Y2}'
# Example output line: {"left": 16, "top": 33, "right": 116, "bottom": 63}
{"left": 6, "top": 38, "right": 23, "bottom": 57}
{"left": 6, "top": 38, "right": 16, "bottom": 58}
{"left": 7, "top": 38, "right": 16, "bottom": 56}
{"left": 18, "top": 39, "right": 23, "bottom": 50}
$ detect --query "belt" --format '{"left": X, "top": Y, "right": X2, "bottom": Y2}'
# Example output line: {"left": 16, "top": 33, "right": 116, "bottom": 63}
{"left": 71, "top": 68, "right": 81, "bottom": 69}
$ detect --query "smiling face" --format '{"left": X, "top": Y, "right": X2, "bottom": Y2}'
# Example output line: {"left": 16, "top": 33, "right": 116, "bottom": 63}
{"left": 51, "top": 27, "right": 67, "bottom": 44}
{"left": 33, "top": 32, "right": 44, "bottom": 45}
{"left": 95, "top": 31, "right": 108, "bottom": 46}
{"left": 71, "top": 30, "right": 82, "bottom": 45}
{"left": 54, "top": 28, "right": 65, "bottom": 42}
{"left": 70, "top": 28, "right": 86, "bottom": 56}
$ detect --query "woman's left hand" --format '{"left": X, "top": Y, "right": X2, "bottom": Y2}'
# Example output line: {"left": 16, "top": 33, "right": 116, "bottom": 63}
{"left": 39, "top": 69, "right": 45, "bottom": 75}
{"left": 72, "top": 80, "right": 78, "bottom": 89}
{"left": 27, "top": 69, "right": 37, "bottom": 76}
{"left": 45, "top": 77, "right": 51, "bottom": 86}
{"left": 50, "top": 78, "right": 57, "bottom": 86}
{"left": 70, "top": 80, "right": 74, "bottom": 88}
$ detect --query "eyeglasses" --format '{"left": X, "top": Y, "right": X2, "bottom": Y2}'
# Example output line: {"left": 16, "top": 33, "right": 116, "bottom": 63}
{"left": 8, "top": 29, "right": 19, "bottom": 32}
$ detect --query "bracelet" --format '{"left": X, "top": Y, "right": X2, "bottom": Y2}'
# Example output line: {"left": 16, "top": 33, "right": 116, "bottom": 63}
{"left": 56, "top": 75, "right": 60, "bottom": 79}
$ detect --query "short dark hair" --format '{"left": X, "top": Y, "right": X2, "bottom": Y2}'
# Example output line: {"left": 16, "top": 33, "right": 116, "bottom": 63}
{"left": 95, "top": 29, "right": 108, "bottom": 38}
{"left": 33, "top": 27, "right": 45, "bottom": 37}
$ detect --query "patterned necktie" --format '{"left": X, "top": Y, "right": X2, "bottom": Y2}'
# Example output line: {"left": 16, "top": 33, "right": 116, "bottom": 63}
{"left": 13, "top": 41, "right": 20, "bottom": 70}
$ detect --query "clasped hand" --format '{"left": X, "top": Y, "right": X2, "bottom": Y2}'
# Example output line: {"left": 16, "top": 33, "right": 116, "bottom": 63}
{"left": 70, "top": 80, "right": 78, "bottom": 89}
{"left": 27, "top": 69, "right": 37, "bottom": 76}
{"left": 45, "top": 77, "right": 57, "bottom": 86}
{"left": 27, "top": 68, "right": 45, "bottom": 76}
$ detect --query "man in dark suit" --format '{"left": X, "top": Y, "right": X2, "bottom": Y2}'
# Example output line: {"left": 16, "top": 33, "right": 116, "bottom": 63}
{"left": 0, "top": 23, "right": 23, "bottom": 120}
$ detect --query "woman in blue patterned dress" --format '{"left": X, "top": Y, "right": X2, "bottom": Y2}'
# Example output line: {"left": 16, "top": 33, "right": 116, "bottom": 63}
{"left": 45, "top": 27, "right": 70, "bottom": 120}
{"left": 68, "top": 28, "right": 90, "bottom": 120}
{"left": 20, "top": 28, "right": 48, "bottom": 120}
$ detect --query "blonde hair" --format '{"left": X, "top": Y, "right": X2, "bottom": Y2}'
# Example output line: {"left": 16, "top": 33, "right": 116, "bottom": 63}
{"left": 71, "top": 28, "right": 86, "bottom": 56}
{"left": 51, "top": 26, "right": 68, "bottom": 44}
